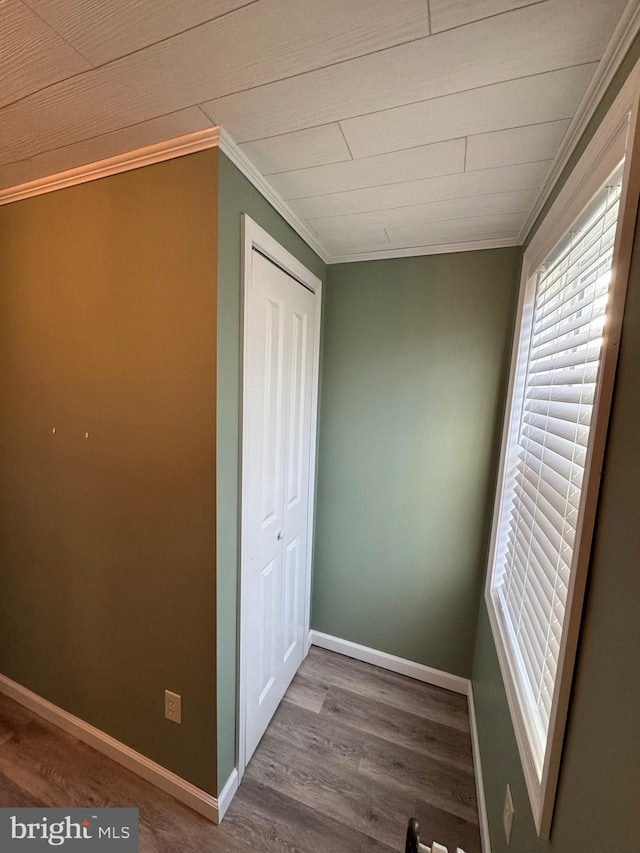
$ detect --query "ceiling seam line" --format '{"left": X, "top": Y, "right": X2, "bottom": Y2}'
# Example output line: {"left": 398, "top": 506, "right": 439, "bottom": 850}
{"left": 337, "top": 123, "right": 355, "bottom": 161}
{"left": 0, "top": 106, "right": 215, "bottom": 171}
{"left": 2, "top": 25, "right": 434, "bottom": 115}
{"left": 304, "top": 189, "right": 540, "bottom": 223}
{"left": 313, "top": 208, "right": 531, "bottom": 235}
{"left": 277, "top": 160, "right": 553, "bottom": 202}
{"left": 255, "top": 119, "right": 572, "bottom": 175}
{"left": 431, "top": 0, "right": 552, "bottom": 38}
{"left": 225, "top": 111, "right": 575, "bottom": 150}
{"left": 216, "top": 61, "right": 597, "bottom": 147}
{"left": 0, "top": 55, "right": 596, "bottom": 143}
{"left": 19, "top": 0, "right": 94, "bottom": 66}
{"left": 290, "top": 185, "right": 548, "bottom": 218}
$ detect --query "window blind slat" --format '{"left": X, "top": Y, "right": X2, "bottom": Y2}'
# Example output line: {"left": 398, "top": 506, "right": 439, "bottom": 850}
{"left": 506, "top": 496, "right": 570, "bottom": 602}
{"left": 527, "top": 363, "right": 600, "bottom": 387}
{"left": 526, "top": 384, "right": 596, "bottom": 405}
{"left": 524, "top": 400, "right": 591, "bottom": 426}
{"left": 514, "top": 472, "right": 577, "bottom": 545}
{"left": 523, "top": 411, "right": 590, "bottom": 448}
{"left": 534, "top": 278, "right": 609, "bottom": 336}
{"left": 537, "top": 233, "right": 615, "bottom": 305}
{"left": 531, "top": 318, "right": 604, "bottom": 361}
{"left": 532, "top": 301, "right": 606, "bottom": 348}
{"left": 523, "top": 424, "right": 587, "bottom": 466}
{"left": 519, "top": 441, "right": 583, "bottom": 488}
{"left": 518, "top": 451, "right": 582, "bottom": 511}
{"left": 536, "top": 190, "right": 620, "bottom": 302}
{"left": 529, "top": 343, "right": 602, "bottom": 375}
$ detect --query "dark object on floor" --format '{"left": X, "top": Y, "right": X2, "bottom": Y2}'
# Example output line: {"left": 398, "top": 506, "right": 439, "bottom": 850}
{"left": 406, "top": 817, "right": 422, "bottom": 853}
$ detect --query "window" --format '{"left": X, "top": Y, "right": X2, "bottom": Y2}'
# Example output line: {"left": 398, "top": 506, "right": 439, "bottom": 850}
{"left": 486, "top": 68, "right": 640, "bottom": 838}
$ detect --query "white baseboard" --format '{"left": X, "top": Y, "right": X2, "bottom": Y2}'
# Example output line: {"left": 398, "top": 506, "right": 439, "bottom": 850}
{"left": 216, "top": 768, "right": 239, "bottom": 821}
{"left": 309, "top": 630, "right": 470, "bottom": 695}
{"left": 467, "top": 684, "right": 491, "bottom": 853}
{"left": 0, "top": 673, "right": 230, "bottom": 824}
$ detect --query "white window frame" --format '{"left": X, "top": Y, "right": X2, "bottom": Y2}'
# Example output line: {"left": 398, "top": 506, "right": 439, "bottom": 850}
{"left": 485, "top": 61, "right": 640, "bottom": 839}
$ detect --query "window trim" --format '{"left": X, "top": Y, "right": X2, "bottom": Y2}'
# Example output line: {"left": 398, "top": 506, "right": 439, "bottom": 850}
{"left": 485, "top": 59, "right": 640, "bottom": 839}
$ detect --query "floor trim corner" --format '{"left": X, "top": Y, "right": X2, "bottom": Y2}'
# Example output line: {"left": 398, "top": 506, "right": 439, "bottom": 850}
{"left": 309, "top": 630, "right": 470, "bottom": 695}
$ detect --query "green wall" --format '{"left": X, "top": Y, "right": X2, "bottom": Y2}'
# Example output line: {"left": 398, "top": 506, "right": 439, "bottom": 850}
{"left": 0, "top": 151, "right": 219, "bottom": 793}
{"left": 312, "top": 250, "right": 520, "bottom": 677}
{"left": 472, "top": 36, "right": 640, "bottom": 852}
{"left": 216, "top": 151, "right": 326, "bottom": 790}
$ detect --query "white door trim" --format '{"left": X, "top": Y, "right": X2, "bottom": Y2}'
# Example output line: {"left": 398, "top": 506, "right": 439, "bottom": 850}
{"left": 238, "top": 215, "right": 322, "bottom": 780}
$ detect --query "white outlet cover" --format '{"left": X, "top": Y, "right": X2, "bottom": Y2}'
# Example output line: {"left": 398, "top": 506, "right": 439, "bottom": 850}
{"left": 503, "top": 784, "right": 515, "bottom": 845}
{"left": 164, "top": 690, "right": 182, "bottom": 724}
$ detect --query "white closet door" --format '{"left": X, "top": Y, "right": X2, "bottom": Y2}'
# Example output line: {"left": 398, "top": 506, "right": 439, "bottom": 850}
{"left": 244, "top": 249, "right": 316, "bottom": 763}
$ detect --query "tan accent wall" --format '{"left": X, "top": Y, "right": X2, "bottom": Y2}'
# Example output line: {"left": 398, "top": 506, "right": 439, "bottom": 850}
{"left": 0, "top": 149, "right": 219, "bottom": 793}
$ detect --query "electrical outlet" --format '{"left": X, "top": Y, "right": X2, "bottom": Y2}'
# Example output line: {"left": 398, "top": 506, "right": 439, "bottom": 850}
{"left": 503, "top": 784, "right": 515, "bottom": 845}
{"left": 164, "top": 690, "right": 182, "bottom": 724}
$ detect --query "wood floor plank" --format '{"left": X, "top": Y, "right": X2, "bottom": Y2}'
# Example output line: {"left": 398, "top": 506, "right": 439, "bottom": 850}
{"left": 246, "top": 731, "right": 422, "bottom": 850}
{"left": 268, "top": 695, "right": 477, "bottom": 823}
{"left": 357, "top": 744, "right": 478, "bottom": 825}
{"left": 268, "top": 696, "right": 363, "bottom": 770}
{"left": 413, "top": 797, "right": 482, "bottom": 853}
{"left": 301, "top": 647, "right": 470, "bottom": 731}
{"left": 321, "top": 684, "right": 474, "bottom": 771}
{"left": 0, "top": 770, "right": 45, "bottom": 807}
{"left": 282, "top": 671, "right": 329, "bottom": 714}
{"left": 224, "top": 777, "right": 396, "bottom": 853}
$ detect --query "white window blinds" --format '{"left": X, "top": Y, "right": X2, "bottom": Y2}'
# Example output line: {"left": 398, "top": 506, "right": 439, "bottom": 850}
{"left": 491, "top": 171, "right": 623, "bottom": 773}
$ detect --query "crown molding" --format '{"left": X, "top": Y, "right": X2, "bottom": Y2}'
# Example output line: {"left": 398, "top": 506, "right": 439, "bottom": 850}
{"left": 0, "top": 127, "right": 220, "bottom": 206}
{"left": 217, "top": 127, "right": 329, "bottom": 264}
{"left": 518, "top": 0, "right": 640, "bottom": 243}
{"left": 326, "top": 236, "right": 521, "bottom": 264}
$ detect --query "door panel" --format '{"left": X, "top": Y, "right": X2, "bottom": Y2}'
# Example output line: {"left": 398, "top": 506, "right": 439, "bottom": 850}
{"left": 258, "top": 558, "right": 277, "bottom": 704}
{"left": 283, "top": 535, "right": 301, "bottom": 663}
{"left": 244, "top": 249, "right": 316, "bottom": 762}
{"left": 259, "top": 297, "right": 285, "bottom": 530}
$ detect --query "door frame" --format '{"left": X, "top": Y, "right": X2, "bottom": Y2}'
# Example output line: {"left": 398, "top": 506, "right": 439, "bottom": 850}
{"left": 237, "top": 214, "right": 322, "bottom": 779}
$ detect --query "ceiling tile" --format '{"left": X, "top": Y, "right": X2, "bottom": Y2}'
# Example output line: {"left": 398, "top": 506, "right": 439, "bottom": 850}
{"left": 288, "top": 161, "right": 551, "bottom": 219}
{"left": 23, "top": 0, "right": 254, "bottom": 65}
{"left": 0, "top": 0, "right": 429, "bottom": 164}
{"left": 386, "top": 212, "right": 526, "bottom": 249}
{"left": 202, "top": 0, "right": 619, "bottom": 142}
{"left": 239, "top": 124, "right": 352, "bottom": 175}
{"left": 321, "top": 228, "right": 391, "bottom": 256}
{"left": 309, "top": 189, "right": 536, "bottom": 237}
{"left": 429, "top": 0, "right": 541, "bottom": 34}
{"left": 466, "top": 119, "right": 571, "bottom": 172}
{"left": 1, "top": 0, "right": 90, "bottom": 109}
{"left": 0, "top": 108, "right": 213, "bottom": 189}
{"left": 340, "top": 64, "right": 594, "bottom": 159}
{"left": 268, "top": 139, "right": 466, "bottom": 200}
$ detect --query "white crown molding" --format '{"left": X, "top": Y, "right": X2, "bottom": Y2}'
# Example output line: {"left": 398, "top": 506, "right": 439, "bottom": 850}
{"left": 217, "top": 127, "right": 329, "bottom": 263}
{"left": 518, "top": 0, "right": 640, "bottom": 242}
{"left": 0, "top": 671, "right": 228, "bottom": 824}
{"left": 0, "top": 127, "right": 220, "bottom": 207}
{"left": 326, "top": 237, "right": 521, "bottom": 264}
{"left": 467, "top": 684, "right": 492, "bottom": 853}
{"left": 309, "top": 630, "right": 470, "bottom": 695}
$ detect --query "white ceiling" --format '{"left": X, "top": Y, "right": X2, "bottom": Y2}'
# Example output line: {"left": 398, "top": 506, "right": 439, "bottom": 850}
{"left": 0, "top": 0, "right": 637, "bottom": 261}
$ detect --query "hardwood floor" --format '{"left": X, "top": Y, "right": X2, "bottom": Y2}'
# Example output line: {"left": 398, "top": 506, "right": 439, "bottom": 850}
{"left": 0, "top": 647, "right": 481, "bottom": 852}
